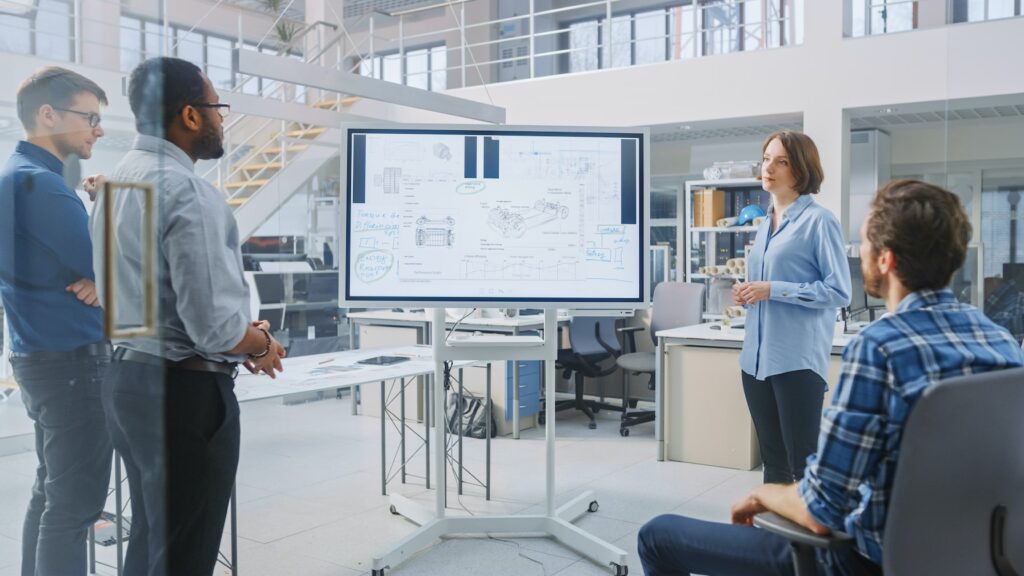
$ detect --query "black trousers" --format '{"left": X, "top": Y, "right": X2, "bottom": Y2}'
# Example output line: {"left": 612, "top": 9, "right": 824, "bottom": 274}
{"left": 12, "top": 354, "right": 111, "bottom": 576}
{"left": 102, "top": 357, "right": 239, "bottom": 576}
{"left": 741, "top": 370, "right": 825, "bottom": 484}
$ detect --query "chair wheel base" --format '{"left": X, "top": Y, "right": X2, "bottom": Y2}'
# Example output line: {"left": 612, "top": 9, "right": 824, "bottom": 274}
{"left": 612, "top": 562, "right": 628, "bottom": 576}
{"left": 619, "top": 427, "right": 630, "bottom": 437}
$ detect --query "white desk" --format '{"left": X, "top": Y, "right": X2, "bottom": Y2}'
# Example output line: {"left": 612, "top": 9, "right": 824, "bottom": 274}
{"left": 654, "top": 323, "right": 851, "bottom": 467}
{"left": 347, "top": 311, "right": 567, "bottom": 438}
{"left": 105, "top": 346, "right": 487, "bottom": 576}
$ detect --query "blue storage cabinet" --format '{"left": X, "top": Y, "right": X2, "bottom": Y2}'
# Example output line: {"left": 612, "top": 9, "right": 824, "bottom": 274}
{"left": 505, "top": 360, "right": 541, "bottom": 421}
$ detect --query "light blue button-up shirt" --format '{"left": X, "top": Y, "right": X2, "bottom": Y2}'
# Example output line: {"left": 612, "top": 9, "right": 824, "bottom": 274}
{"left": 739, "top": 193, "right": 851, "bottom": 382}
{"left": 91, "top": 135, "right": 251, "bottom": 363}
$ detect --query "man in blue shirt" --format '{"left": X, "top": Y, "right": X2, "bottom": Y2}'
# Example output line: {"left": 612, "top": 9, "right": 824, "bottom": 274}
{"left": 638, "top": 179, "right": 1024, "bottom": 575}
{"left": 0, "top": 67, "right": 111, "bottom": 576}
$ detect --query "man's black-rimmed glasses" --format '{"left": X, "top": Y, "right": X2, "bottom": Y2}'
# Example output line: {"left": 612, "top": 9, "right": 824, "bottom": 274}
{"left": 52, "top": 107, "right": 102, "bottom": 128}
{"left": 189, "top": 103, "right": 231, "bottom": 119}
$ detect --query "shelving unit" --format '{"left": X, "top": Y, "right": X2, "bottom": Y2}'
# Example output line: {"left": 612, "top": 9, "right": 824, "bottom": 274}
{"left": 683, "top": 178, "right": 770, "bottom": 316}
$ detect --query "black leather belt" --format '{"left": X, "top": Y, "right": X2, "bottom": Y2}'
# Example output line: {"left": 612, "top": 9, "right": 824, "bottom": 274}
{"left": 112, "top": 348, "right": 239, "bottom": 378}
{"left": 9, "top": 341, "right": 112, "bottom": 362}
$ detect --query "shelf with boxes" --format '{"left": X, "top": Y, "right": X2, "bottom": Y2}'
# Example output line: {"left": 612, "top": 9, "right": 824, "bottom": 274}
{"left": 684, "top": 178, "right": 771, "bottom": 319}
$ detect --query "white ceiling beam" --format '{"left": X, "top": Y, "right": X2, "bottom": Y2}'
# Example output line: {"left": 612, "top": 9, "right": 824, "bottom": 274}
{"left": 234, "top": 50, "right": 506, "bottom": 125}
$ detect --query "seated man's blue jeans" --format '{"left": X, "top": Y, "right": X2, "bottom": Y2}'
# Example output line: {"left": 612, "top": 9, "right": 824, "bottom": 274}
{"left": 638, "top": 514, "right": 882, "bottom": 576}
{"left": 12, "top": 353, "right": 112, "bottom": 576}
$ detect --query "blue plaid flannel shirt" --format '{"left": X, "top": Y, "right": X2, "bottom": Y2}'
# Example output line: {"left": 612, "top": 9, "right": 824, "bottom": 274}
{"left": 798, "top": 288, "right": 1024, "bottom": 565}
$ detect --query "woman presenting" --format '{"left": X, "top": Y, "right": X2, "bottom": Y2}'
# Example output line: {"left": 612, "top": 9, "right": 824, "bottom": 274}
{"left": 733, "top": 131, "right": 851, "bottom": 484}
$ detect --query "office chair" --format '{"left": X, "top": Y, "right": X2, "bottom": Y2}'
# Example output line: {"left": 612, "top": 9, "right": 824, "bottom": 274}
{"left": 540, "top": 317, "right": 625, "bottom": 430}
{"left": 614, "top": 282, "right": 704, "bottom": 437}
{"left": 754, "top": 366, "right": 1024, "bottom": 576}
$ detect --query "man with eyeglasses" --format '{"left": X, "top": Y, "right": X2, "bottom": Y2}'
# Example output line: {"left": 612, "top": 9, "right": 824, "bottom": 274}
{"left": 0, "top": 66, "right": 111, "bottom": 576}
{"left": 91, "top": 57, "right": 284, "bottom": 575}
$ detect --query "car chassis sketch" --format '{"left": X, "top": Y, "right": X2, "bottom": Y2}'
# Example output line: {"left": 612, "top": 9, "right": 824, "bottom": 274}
{"left": 416, "top": 216, "right": 456, "bottom": 247}
{"left": 488, "top": 200, "right": 569, "bottom": 239}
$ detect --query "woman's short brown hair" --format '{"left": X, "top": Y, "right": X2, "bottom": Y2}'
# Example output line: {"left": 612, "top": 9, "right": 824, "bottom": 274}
{"left": 758, "top": 131, "right": 824, "bottom": 195}
{"left": 866, "top": 179, "right": 972, "bottom": 292}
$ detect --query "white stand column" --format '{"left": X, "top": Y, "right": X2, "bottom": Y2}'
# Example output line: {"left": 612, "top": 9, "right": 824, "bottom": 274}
{"left": 371, "top": 308, "right": 628, "bottom": 576}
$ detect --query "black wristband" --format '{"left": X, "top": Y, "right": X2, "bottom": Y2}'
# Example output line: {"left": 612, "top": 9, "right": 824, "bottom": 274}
{"left": 248, "top": 327, "right": 272, "bottom": 359}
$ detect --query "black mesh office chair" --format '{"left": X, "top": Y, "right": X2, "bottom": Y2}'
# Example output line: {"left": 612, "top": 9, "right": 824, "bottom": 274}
{"left": 615, "top": 282, "right": 704, "bottom": 437}
{"left": 539, "top": 317, "right": 624, "bottom": 430}
{"left": 754, "top": 367, "right": 1024, "bottom": 576}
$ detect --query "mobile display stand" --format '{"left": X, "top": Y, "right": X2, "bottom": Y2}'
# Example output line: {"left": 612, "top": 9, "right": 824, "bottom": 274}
{"left": 371, "top": 308, "right": 629, "bottom": 575}
{"left": 346, "top": 125, "right": 648, "bottom": 575}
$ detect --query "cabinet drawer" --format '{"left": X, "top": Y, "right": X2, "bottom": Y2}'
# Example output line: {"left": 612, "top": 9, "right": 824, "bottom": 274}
{"left": 505, "top": 360, "right": 539, "bottom": 381}
{"left": 505, "top": 390, "right": 540, "bottom": 420}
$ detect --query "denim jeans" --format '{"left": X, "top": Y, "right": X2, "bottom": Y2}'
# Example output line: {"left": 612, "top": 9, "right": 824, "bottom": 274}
{"left": 12, "top": 353, "right": 112, "bottom": 576}
{"left": 638, "top": 514, "right": 882, "bottom": 576}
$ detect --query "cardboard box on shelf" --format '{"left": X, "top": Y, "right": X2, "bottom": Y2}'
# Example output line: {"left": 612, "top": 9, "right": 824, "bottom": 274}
{"left": 693, "top": 188, "right": 725, "bottom": 228}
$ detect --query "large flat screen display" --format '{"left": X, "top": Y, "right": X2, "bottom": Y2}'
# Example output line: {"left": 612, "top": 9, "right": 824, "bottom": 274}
{"left": 342, "top": 125, "right": 648, "bottom": 308}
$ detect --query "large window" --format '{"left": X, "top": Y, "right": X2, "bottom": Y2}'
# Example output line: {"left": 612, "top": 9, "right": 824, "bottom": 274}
{"left": 0, "top": 12, "right": 32, "bottom": 55}
{"left": 120, "top": 17, "right": 167, "bottom": 73}
{"left": 568, "top": 20, "right": 599, "bottom": 72}
{"left": 952, "top": 0, "right": 1021, "bottom": 21}
{"left": 0, "top": 0, "right": 72, "bottom": 61}
{"left": 566, "top": 0, "right": 794, "bottom": 71}
{"left": 121, "top": 16, "right": 304, "bottom": 102}
{"left": 357, "top": 44, "right": 448, "bottom": 91}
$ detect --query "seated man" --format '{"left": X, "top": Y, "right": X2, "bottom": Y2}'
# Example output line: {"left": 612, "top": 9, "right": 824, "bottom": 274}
{"left": 638, "top": 179, "right": 1024, "bottom": 576}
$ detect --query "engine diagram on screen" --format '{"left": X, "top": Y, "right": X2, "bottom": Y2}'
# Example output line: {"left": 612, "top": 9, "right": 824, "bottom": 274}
{"left": 415, "top": 216, "right": 456, "bottom": 247}
{"left": 488, "top": 200, "right": 569, "bottom": 239}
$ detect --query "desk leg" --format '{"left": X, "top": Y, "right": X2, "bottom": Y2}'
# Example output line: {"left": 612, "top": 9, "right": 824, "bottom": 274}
{"left": 380, "top": 380, "right": 387, "bottom": 496}
{"left": 486, "top": 362, "right": 491, "bottom": 501}
{"left": 115, "top": 456, "right": 123, "bottom": 576}
{"left": 400, "top": 377, "right": 406, "bottom": 485}
{"left": 424, "top": 374, "right": 430, "bottom": 490}
{"left": 350, "top": 322, "right": 359, "bottom": 415}
{"left": 231, "top": 484, "right": 238, "bottom": 576}
{"left": 655, "top": 337, "right": 664, "bottom": 462}
{"left": 513, "top": 327, "right": 520, "bottom": 439}
{"left": 458, "top": 368, "right": 464, "bottom": 496}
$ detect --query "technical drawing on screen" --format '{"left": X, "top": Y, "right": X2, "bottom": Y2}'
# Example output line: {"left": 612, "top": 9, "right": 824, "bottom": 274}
{"left": 342, "top": 126, "right": 649, "bottom": 307}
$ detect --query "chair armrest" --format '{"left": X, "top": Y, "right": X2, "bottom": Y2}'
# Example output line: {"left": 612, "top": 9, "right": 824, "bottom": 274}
{"left": 752, "top": 513, "right": 854, "bottom": 551}
{"left": 616, "top": 326, "right": 646, "bottom": 353}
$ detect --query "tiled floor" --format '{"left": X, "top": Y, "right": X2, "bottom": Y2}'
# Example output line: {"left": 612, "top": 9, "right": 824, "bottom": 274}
{"left": 0, "top": 393, "right": 761, "bottom": 576}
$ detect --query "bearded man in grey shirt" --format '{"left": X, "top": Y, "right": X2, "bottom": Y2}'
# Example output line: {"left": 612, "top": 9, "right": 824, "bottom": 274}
{"left": 91, "top": 57, "right": 286, "bottom": 576}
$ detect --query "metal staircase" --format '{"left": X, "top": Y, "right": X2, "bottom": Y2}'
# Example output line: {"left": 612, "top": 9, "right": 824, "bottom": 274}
{"left": 199, "top": 16, "right": 376, "bottom": 238}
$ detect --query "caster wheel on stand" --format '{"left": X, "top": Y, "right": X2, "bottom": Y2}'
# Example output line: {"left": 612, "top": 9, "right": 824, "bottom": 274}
{"left": 611, "top": 562, "right": 628, "bottom": 576}
{"left": 619, "top": 427, "right": 630, "bottom": 437}
{"left": 588, "top": 500, "right": 599, "bottom": 513}
{"left": 389, "top": 505, "right": 399, "bottom": 515}
{"left": 372, "top": 570, "right": 386, "bottom": 576}
{"left": 588, "top": 421, "right": 597, "bottom": 430}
